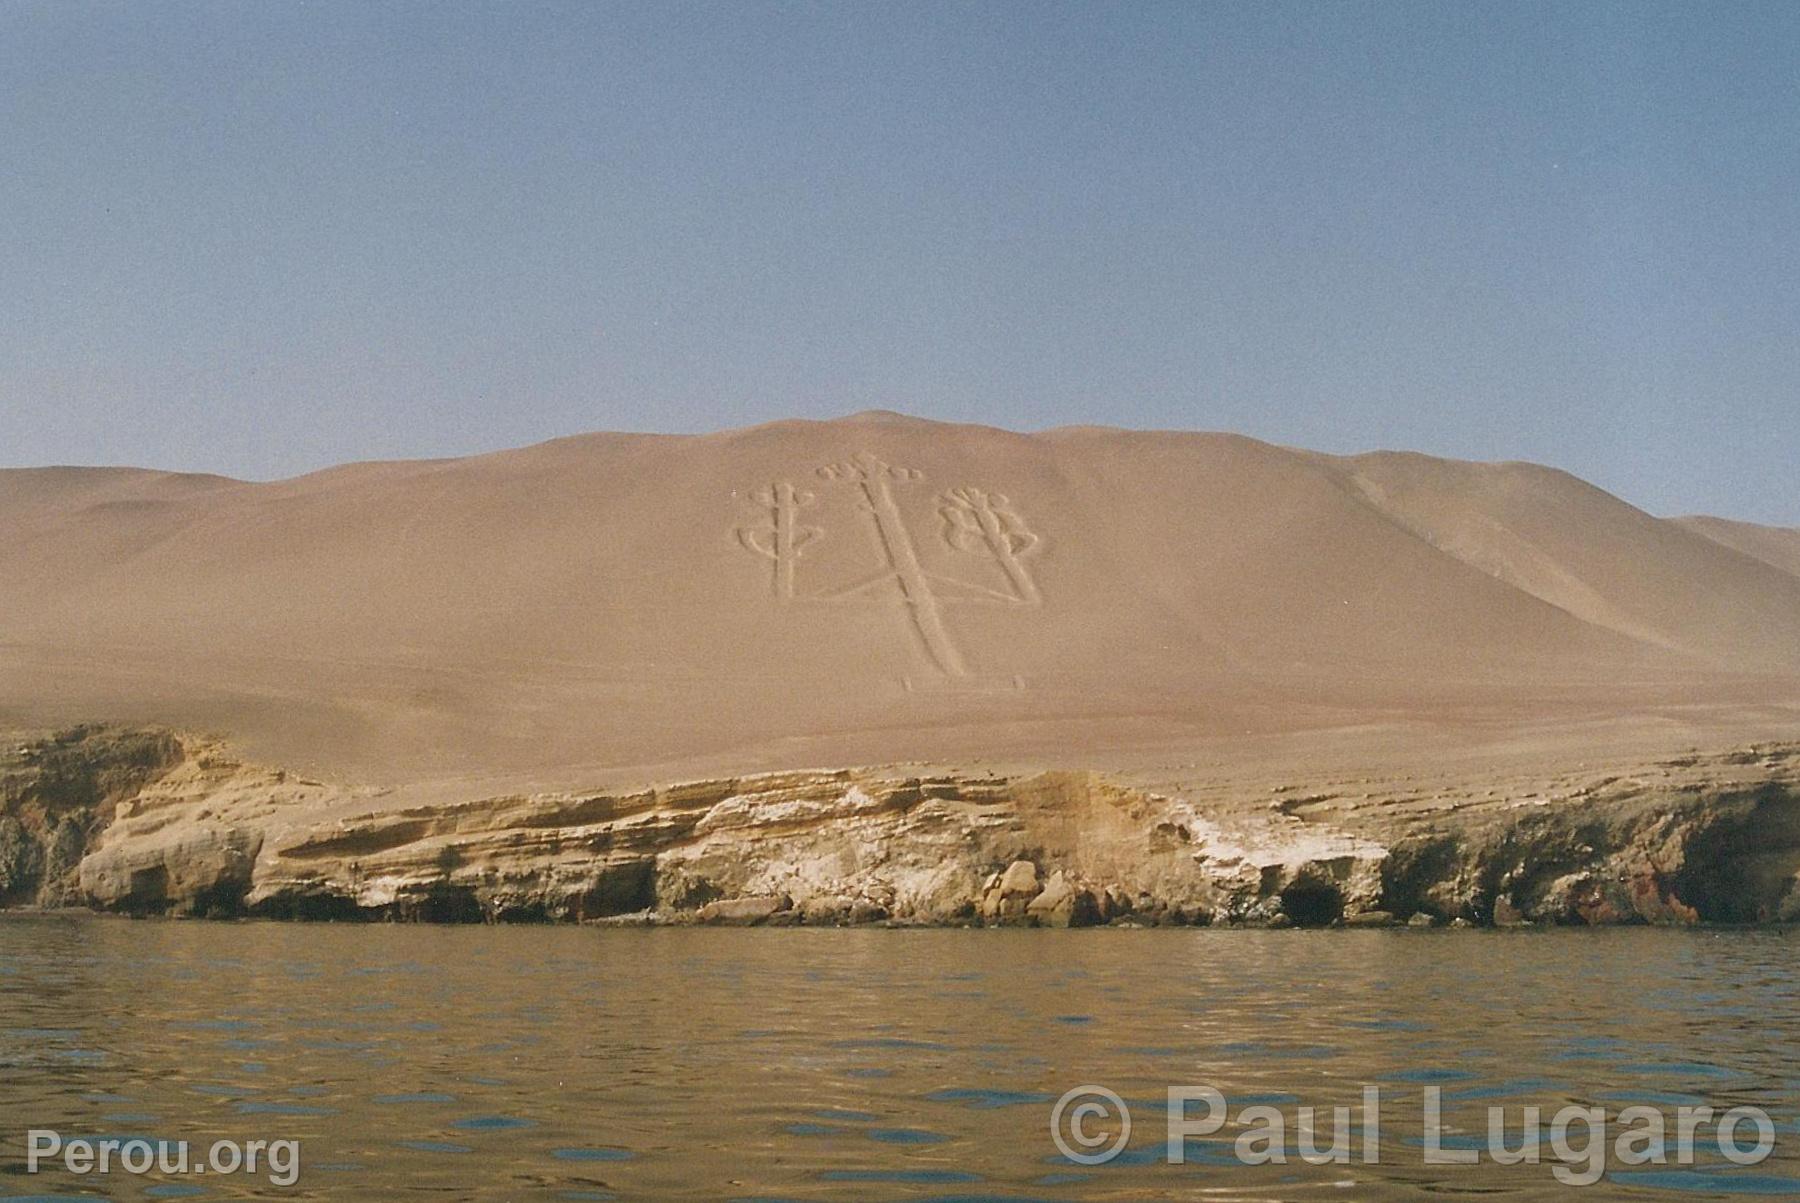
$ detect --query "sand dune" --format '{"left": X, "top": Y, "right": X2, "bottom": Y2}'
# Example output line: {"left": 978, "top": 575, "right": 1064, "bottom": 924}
{"left": 2, "top": 412, "right": 1796, "bottom": 793}
{"left": 1675, "top": 514, "right": 1800, "bottom": 581}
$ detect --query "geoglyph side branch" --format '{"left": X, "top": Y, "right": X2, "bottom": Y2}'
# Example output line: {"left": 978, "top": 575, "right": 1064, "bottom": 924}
{"left": 940, "top": 486, "right": 1041, "bottom": 604}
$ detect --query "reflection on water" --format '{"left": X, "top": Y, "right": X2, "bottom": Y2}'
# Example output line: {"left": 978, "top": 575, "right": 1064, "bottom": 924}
{"left": 1, "top": 918, "right": 1796, "bottom": 1200}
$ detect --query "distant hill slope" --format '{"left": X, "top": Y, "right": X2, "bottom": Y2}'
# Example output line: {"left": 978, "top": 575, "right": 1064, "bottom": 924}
{"left": 2, "top": 412, "right": 1796, "bottom": 790}
{"left": 1674, "top": 515, "right": 1800, "bottom": 581}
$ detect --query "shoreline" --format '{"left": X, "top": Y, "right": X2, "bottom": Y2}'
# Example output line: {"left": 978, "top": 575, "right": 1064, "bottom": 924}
{"left": 6, "top": 726, "right": 1799, "bottom": 931}
{"left": 4, "top": 905, "right": 1798, "bottom": 932}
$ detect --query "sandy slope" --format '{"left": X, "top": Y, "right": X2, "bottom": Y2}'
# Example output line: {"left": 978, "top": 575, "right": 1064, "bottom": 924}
{"left": 2, "top": 412, "right": 1797, "bottom": 800}
{"left": 1675, "top": 514, "right": 1800, "bottom": 581}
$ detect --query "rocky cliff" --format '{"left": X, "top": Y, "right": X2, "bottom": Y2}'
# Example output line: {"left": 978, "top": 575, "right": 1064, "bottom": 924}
{"left": 8, "top": 727, "right": 1797, "bottom": 928}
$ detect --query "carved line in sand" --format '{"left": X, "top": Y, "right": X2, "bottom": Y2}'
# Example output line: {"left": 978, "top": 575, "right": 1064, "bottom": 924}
{"left": 735, "top": 451, "right": 1042, "bottom": 679}
{"left": 939, "top": 486, "right": 1041, "bottom": 605}
{"left": 734, "top": 481, "right": 821, "bottom": 599}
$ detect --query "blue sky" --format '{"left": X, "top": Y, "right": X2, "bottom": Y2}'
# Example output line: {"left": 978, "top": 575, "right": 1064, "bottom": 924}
{"left": 3, "top": 1, "right": 1796, "bottom": 522}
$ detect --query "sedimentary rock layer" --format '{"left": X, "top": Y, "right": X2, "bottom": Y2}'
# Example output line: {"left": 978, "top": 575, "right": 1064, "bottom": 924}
{"left": 8, "top": 728, "right": 1797, "bottom": 928}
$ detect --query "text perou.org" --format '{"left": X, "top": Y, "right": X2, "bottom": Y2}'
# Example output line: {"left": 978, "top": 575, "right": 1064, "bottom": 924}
{"left": 27, "top": 1130, "right": 300, "bottom": 1187}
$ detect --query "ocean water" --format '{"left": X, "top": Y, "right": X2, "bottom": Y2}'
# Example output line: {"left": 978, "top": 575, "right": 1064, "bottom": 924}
{"left": 0, "top": 918, "right": 1796, "bottom": 1200}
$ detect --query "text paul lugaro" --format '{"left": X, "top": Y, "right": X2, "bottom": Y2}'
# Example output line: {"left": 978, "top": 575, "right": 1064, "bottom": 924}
{"left": 1060, "top": 1085, "right": 1776, "bottom": 1185}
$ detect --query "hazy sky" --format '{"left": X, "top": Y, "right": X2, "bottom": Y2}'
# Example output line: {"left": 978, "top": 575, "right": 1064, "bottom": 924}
{"left": 3, "top": 2, "right": 1796, "bottom": 522}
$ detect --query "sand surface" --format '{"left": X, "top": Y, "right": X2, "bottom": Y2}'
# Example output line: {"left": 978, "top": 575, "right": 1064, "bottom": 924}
{"left": 3, "top": 412, "right": 1797, "bottom": 802}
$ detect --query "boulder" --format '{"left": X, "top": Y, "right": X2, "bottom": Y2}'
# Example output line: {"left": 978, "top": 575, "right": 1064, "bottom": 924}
{"left": 1026, "top": 871, "right": 1102, "bottom": 928}
{"left": 980, "top": 859, "right": 1040, "bottom": 922}
{"left": 1103, "top": 889, "right": 1134, "bottom": 921}
{"left": 697, "top": 895, "right": 789, "bottom": 925}
{"left": 799, "top": 894, "right": 854, "bottom": 924}
{"left": 1342, "top": 910, "right": 1394, "bottom": 927}
{"left": 1492, "top": 895, "right": 1528, "bottom": 927}
{"left": 999, "top": 859, "right": 1039, "bottom": 896}
{"left": 848, "top": 899, "right": 890, "bottom": 924}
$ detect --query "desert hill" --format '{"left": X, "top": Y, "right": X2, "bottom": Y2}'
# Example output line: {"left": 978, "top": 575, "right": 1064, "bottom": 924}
{"left": 1675, "top": 514, "right": 1800, "bottom": 581}
{"left": 2, "top": 412, "right": 1797, "bottom": 797}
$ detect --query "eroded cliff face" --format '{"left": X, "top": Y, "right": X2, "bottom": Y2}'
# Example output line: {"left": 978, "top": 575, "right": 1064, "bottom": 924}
{"left": 0, "top": 727, "right": 184, "bottom": 908}
{"left": 8, "top": 728, "right": 1799, "bottom": 928}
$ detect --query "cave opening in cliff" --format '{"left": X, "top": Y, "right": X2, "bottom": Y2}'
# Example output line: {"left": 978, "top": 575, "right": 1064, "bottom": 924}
{"left": 1279, "top": 877, "right": 1344, "bottom": 927}
{"left": 1671, "top": 791, "right": 1800, "bottom": 924}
